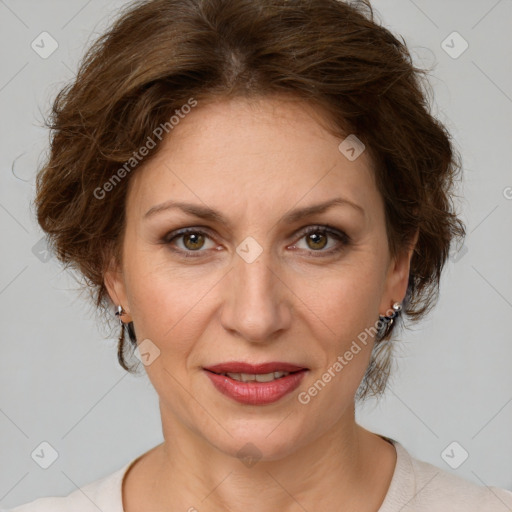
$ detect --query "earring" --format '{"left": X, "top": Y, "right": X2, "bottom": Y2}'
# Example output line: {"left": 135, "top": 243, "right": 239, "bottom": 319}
{"left": 115, "top": 305, "right": 125, "bottom": 326}
{"left": 378, "top": 302, "right": 402, "bottom": 339}
{"left": 115, "top": 306, "right": 137, "bottom": 369}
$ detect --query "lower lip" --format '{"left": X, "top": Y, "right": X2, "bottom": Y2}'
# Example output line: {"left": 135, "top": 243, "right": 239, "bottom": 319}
{"left": 204, "top": 370, "right": 307, "bottom": 405}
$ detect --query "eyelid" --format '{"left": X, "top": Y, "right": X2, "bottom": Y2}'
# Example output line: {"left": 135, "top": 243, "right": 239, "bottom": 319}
{"left": 295, "top": 224, "right": 350, "bottom": 242}
{"left": 163, "top": 225, "right": 216, "bottom": 242}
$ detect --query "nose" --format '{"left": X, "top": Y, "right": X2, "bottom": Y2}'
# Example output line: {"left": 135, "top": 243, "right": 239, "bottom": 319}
{"left": 219, "top": 249, "right": 292, "bottom": 343}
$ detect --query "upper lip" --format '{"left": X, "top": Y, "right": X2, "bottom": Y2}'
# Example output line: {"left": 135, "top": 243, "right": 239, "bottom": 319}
{"left": 204, "top": 362, "right": 308, "bottom": 374}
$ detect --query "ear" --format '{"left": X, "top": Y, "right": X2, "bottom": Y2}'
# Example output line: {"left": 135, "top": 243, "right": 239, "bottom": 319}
{"left": 104, "top": 253, "right": 133, "bottom": 323}
{"left": 379, "top": 229, "right": 419, "bottom": 315}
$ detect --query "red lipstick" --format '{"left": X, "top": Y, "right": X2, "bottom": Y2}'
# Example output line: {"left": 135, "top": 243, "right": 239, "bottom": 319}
{"left": 204, "top": 362, "right": 307, "bottom": 374}
{"left": 203, "top": 362, "right": 308, "bottom": 405}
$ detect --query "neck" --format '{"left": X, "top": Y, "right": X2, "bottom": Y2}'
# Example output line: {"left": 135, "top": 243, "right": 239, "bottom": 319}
{"left": 132, "top": 402, "right": 394, "bottom": 512}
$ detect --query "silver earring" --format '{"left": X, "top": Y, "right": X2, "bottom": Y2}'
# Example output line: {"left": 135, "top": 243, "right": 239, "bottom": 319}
{"left": 115, "top": 305, "right": 125, "bottom": 326}
{"left": 378, "top": 302, "right": 402, "bottom": 339}
{"left": 383, "top": 302, "right": 402, "bottom": 323}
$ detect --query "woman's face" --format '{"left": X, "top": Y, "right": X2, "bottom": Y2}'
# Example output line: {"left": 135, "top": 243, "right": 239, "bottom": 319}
{"left": 105, "top": 95, "right": 413, "bottom": 460}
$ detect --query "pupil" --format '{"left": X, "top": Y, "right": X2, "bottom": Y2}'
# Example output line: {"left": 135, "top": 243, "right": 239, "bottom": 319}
{"left": 308, "top": 232, "right": 327, "bottom": 250}
{"left": 185, "top": 233, "right": 204, "bottom": 250}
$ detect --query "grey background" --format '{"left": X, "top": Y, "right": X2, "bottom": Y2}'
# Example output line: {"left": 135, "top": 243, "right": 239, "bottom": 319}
{"left": 1, "top": 0, "right": 511, "bottom": 508}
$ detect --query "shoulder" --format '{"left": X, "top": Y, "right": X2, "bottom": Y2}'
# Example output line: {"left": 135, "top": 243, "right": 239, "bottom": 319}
{"left": 394, "top": 441, "right": 512, "bottom": 511}
{"left": 6, "top": 462, "right": 130, "bottom": 512}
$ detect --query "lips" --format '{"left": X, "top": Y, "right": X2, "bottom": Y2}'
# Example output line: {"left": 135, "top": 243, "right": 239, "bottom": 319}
{"left": 203, "top": 362, "right": 308, "bottom": 405}
{"left": 203, "top": 362, "right": 307, "bottom": 374}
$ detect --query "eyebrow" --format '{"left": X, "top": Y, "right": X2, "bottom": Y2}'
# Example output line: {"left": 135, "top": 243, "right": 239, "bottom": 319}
{"left": 143, "top": 197, "right": 365, "bottom": 226}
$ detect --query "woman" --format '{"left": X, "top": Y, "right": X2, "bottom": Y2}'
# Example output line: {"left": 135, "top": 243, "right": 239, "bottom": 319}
{"left": 9, "top": 0, "right": 512, "bottom": 510}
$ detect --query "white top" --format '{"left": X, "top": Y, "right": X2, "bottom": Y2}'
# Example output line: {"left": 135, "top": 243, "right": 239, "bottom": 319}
{"left": 7, "top": 437, "right": 512, "bottom": 512}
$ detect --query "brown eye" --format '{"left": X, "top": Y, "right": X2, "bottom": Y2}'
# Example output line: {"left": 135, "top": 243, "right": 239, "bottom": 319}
{"left": 163, "top": 228, "right": 217, "bottom": 256}
{"left": 182, "top": 232, "right": 206, "bottom": 251}
{"left": 306, "top": 232, "right": 328, "bottom": 250}
{"left": 291, "top": 226, "right": 350, "bottom": 256}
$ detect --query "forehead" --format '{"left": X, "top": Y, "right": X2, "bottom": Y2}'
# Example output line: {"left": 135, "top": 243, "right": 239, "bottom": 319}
{"left": 125, "top": 95, "right": 380, "bottom": 223}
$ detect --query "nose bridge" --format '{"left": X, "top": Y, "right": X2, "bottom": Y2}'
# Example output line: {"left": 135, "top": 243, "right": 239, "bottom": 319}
{"left": 220, "top": 244, "right": 290, "bottom": 342}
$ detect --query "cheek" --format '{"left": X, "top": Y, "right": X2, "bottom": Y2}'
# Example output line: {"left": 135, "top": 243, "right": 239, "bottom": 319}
{"left": 294, "top": 276, "right": 382, "bottom": 420}
{"left": 123, "top": 250, "right": 220, "bottom": 356}
{"left": 301, "top": 257, "right": 385, "bottom": 345}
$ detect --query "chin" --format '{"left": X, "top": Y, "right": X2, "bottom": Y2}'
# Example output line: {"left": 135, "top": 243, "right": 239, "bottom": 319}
{"left": 203, "top": 417, "right": 309, "bottom": 463}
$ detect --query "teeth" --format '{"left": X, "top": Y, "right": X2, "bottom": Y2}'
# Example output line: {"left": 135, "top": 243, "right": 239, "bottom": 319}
{"left": 224, "top": 371, "right": 290, "bottom": 382}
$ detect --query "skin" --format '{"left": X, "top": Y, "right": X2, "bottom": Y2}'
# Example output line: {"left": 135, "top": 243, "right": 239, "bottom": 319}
{"left": 104, "top": 94, "right": 417, "bottom": 512}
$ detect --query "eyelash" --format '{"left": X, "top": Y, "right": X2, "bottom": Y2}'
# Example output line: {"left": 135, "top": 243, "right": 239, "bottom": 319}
{"left": 162, "top": 225, "right": 350, "bottom": 258}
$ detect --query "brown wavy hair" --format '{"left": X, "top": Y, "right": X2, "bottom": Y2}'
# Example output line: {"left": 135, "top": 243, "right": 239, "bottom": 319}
{"left": 32, "top": 0, "right": 465, "bottom": 401}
